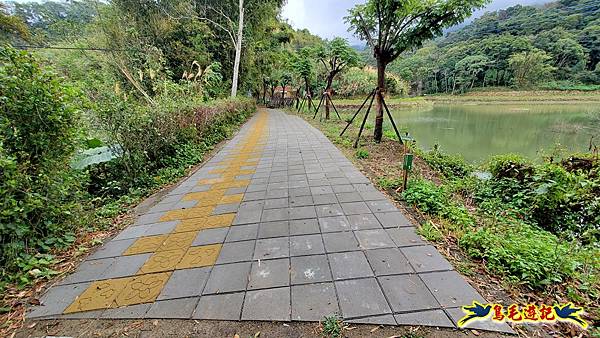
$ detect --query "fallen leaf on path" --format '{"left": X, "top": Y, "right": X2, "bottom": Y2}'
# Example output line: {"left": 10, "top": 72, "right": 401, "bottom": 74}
{"left": 370, "top": 325, "right": 382, "bottom": 333}
{"left": 471, "top": 329, "right": 480, "bottom": 336}
{"left": 152, "top": 319, "right": 158, "bottom": 326}
{"left": 254, "top": 331, "right": 261, "bottom": 337}
{"left": 27, "top": 322, "right": 36, "bottom": 328}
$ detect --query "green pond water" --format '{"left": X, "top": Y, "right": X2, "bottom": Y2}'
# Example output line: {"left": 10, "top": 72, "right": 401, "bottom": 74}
{"left": 384, "top": 103, "right": 600, "bottom": 163}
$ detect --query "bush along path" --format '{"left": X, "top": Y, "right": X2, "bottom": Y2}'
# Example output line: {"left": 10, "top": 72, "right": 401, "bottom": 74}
{"left": 288, "top": 106, "right": 599, "bottom": 336}
{"left": 23, "top": 109, "right": 513, "bottom": 333}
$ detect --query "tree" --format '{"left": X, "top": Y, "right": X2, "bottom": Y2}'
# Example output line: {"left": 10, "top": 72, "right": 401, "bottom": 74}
{"left": 509, "top": 50, "right": 555, "bottom": 88}
{"left": 0, "top": 3, "right": 29, "bottom": 42}
{"left": 315, "top": 37, "right": 360, "bottom": 119}
{"left": 455, "top": 54, "right": 491, "bottom": 91}
{"left": 292, "top": 47, "right": 316, "bottom": 109}
{"left": 346, "top": 0, "right": 488, "bottom": 142}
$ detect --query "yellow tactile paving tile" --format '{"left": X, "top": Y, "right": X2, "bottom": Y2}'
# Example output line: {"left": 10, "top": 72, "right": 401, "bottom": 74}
{"left": 176, "top": 244, "right": 221, "bottom": 269}
{"left": 114, "top": 272, "right": 171, "bottom": 307}
{"left": 220, "top": 194, "right": 243, "bottom": 204}
{"left": 123, "top": 235, "right": 168, "bottom": 255}
{"left": 159, "top": 232, "right": 196, "bottom": 252}
{"left": 172, "top": 218, "right": 205, "bottom": 233}
{"left": 204, "top": 214, "right": 235, "bottom": 228}
{"left": 63, "top": 277, "right": 132, "bottom": 313}
{"left": 138, "top": 249, "right": 187, "bottom": 274}
{"left": 211, "top": 180, "right": 250, "bottom": 190}
{"left": 160, "top": 206, "right": 214, "bottom": 221}
{"left": 182, "top": 190, "right": 226, "bottom": 202}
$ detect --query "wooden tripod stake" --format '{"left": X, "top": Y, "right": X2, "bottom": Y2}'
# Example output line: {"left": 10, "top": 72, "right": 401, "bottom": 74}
{"left": 340, "top": 88, "right": 404, "bottom": 149}
{"left": 312, "top": 92, "right": 342, "bottom": 121}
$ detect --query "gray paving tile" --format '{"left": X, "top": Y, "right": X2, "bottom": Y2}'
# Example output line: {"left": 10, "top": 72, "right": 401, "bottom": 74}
{"left": 379, "top": 274, "right": 440, "bottom": 312}
{"left": 367, "top": 200, "right": 398, "bottom": 213}
{"left": 28, "top": 282, "right": 91, "bottom": 318}
{"left": 359, "top": 190, "right": 387, "bottom": 201}
{"left": 446, "top": 307, "right": 515, "bottom": 333}
{"left": 289, "top": 206, "right": 317, "bottom": 220}
{"left": 264, "top": 198, "right": 289, "bottom": 209}
{"left": 203, "top": 262, "right": 251, "bottom": 294}
{"left": 134, "top": 212, "right": 166, "bottom": 226}
{"left": 258, "top": 220, "right": 290, "bottom": 238}
{"left": 365, "top": 248, "right": 414, "bottom": 276}
{"left": 329, "top": 251, "right": 373, "bottom": 280}
{"left": 332, "top": 185, "right": 355, "bottom": 193}
{"left": 101, "top": 304, "right": 150, "bottom": 319}
{"left": 146, "top": 297, "right": 198, "bottom": 319}
{"left": 193, "top": 292, "right": 244, "bottom": 320}
{"left": 216, "top": 240, "right": 255, "bottom": 264}
{"left": 261, "top": 208, "right": 289, "bottom": 222}
{"left": 242, "top": 287, "right": 291, "bottom": 321}
{"left": 322, "top": 231, "right": 359, "bottom": 253}
{"left": 401, "top": 246, "right": 453, "bottom": 272}
{"left": 158, "top": 267, "right": 210, "bottom": 300}
{"left": 88, "top": 239, "right": 136, "bottom": 260}
{"left": 288, "top": 195, "right": 313, "bottom": 207}
{"left": 347, "top": 214, "right": 382, "bottom": 230}
{"left": 289, "top": 218, "right": 320, "bottom": 235}
{"left": 233, "top": 209, "right": 262, "bottom": 225}
{"left": 316, "top": 204, "right": 345, "bottom": 218}
{"left": 420, "top": 271, "right": 487, "bottom": 308}
{"left": 290, "top": 255, "right": 332, "bottom": 285}
{"left": 192, "top": 228, "right": 229, "bottom": 246}
{"left": 394, "top": 310, "right": 454, "bottom": 327}
{"left": 113, "top": 225, "right": 149, "bottom": 241}
{"left": 248, "top": 258, "right": 289, "bottom": 290}
{"left": 318, "top": 216, "right": 351, "bottom": 233}
{"left": 375, "top": 211, "right": 412, "bottom": 228}
{"left": 335, "top": 278, "right": 391, "bottom": 318}
{"left": 386, "top": 227, "right": 425, "bottom": 247}
{"left": 58, "top": 258, "right": 113, "bottom": 285}
{"left": 100, "top": 254, "right": 151, "bottom": 279}
{"left": 355, "top": 229, "right": 396, "bottom": 249}
{"left": 340, "top": 202, "right": 371, "bottom": 215}
{"left": 313, "top": 193, "right": 337, "bottom": 205}
{"left": 226, "top": 224, "right": 259, "bottom": 242}
{"left": 290, "top": 234, "right": 325, "bottom": 256}
{"left": 254, "top": 237, "right": 289, "bottom": 260}
{"left": 347, "top": 314, "right": 397, "bottom": 325}
{"left": 291, "top": 283, "right": 339, "bottom": 321}
{"left": 212, "top": 202, "right": 240, "bottom": 215}
{"left": 311, "top": 186, "right": 334, "bottom": 195}
{"left": 143, "top": 221, "right": 179, "bottom": 236}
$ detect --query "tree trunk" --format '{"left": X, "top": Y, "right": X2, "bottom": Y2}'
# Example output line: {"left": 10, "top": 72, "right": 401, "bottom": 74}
{"left": 374, "top": 57, "right": 386, "bottom": 143}
{"left": 324, "top": 75, "right": 334, "bottom": 119}
{"left": 231, "top": 0, "right": 244, "bottom": 97}
{"left": 304, "top": 78, "right": 312, "bottom": 111}
{"left": 281, "top": 84, "right": 286, "bottom": 107}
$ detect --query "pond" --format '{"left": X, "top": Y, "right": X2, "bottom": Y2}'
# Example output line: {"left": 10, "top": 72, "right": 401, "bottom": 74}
{"left": 386, "top": 103, "right": 600, "bottom": 163}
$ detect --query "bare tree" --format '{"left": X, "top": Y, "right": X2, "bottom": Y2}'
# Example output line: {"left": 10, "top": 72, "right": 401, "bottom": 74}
{"left": 199, "top": 0, "right": 244, "bottom": 97}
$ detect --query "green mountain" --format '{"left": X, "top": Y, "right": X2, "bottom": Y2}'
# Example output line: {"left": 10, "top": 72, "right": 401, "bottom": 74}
{"left": 389, "top": 0, "right": 600, "bottom": 93}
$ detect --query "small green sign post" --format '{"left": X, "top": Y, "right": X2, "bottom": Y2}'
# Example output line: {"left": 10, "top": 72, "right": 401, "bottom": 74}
{"left": 402, "top": 153, "right": 413, "bottom": 190}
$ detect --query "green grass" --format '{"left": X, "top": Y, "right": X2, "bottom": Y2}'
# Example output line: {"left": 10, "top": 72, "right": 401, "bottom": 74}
{"left": 321, "top": 315, "right": 343, "bottom": 338}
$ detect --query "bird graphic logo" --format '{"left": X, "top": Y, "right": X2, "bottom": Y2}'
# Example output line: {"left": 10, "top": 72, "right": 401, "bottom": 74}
{"left": 458, "top": 301, "right": 493, "bottom": 326}
{"left": 553, "top": 303, "right": 588, "bottom": 329}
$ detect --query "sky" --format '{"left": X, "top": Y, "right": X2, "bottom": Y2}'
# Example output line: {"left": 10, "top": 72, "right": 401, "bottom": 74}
{"left": 281, "top": 0, "right": 552, "bottom": 44}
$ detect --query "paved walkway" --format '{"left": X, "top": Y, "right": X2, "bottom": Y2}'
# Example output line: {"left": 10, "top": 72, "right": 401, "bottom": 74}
{"left": 28, "top": 109, "right": 512, "bottom": 333}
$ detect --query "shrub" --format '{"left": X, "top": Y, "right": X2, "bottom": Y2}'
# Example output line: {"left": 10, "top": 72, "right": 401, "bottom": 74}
{"left": 355, "top": 148, "right": 369, "bottom": 159}
{"left": 488, "top": 153, "right": 534, "bottom": 181}
{"left": 460, "top": 222, "right": 582, "bottom": 288}
{"left": 421, "top": 148, "right": 472, "bottom": 179}
{"left": 0, "top": 47, "right": 85, "bottom": 282}
{"left": 403, "top": 179, "right": 474, "bottom": 229}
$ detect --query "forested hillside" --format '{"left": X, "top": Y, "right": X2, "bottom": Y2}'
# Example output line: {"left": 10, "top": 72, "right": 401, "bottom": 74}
{"left": 390, "top": 0, "right": 600, "bottom": 94}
